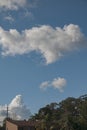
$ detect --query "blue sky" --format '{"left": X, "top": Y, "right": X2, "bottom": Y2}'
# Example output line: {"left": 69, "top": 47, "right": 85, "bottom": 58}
{"left": 0, "top": 0, "right": 87, "bottom": 117}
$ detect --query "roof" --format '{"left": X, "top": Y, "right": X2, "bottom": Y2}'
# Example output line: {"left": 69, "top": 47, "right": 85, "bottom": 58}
{"left": 6, "top": 118, "right": 36, "bottom": 127}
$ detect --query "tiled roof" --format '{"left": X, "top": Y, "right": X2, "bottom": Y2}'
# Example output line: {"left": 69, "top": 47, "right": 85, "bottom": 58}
{"left": 6, "top": 118, "right": 36, "bottom": 127}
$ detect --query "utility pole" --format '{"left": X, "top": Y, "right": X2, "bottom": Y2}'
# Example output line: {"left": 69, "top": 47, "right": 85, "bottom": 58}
{"left": 6, "top": 105, "right": 9, "bottom": 118}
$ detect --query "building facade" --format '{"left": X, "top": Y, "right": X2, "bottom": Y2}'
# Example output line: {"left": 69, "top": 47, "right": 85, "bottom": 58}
{"left": 6, "top": 119, "right": 36, "bottom": 130}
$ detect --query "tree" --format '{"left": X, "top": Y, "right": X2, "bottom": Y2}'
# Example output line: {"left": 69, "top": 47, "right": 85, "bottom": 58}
{"left": 30, "top": 94, "right": 87, "bottom": 130}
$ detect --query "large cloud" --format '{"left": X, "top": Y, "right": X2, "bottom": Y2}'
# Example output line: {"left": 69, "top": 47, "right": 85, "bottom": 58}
{"left": 0, "top": 95, "right": 31, "bottom": 125}
{"left": 0, "top": 24, "right": 86, "bottom": 64}
{"left": 0, "top": 0, "right": 27, "bottom": 10}
{"left": 40, "top": 77, "right": 67, "bottom": 92}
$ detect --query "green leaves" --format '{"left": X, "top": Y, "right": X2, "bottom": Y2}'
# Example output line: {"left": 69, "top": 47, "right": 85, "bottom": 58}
{"left": 30, "top": 94, "right": 87, "bottom": 130}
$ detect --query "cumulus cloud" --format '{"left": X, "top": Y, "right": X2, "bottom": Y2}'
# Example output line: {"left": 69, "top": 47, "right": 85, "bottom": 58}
{"left": 0, "top": 0, "right": 38, "bottom": 10}
{"left": 52, "top": 77, "right": 67, "bottom": 92}
{"left": 0, "top": 24, "right": 86, "bottom": 64}
{"left": 0, "top": 95, "right": 31, "bottom": 125}
{"left": 40, "top": 77, "right": 67, "bottom": 92}
{"left": 0, "top": 0, "right": 27, "bottom": 10}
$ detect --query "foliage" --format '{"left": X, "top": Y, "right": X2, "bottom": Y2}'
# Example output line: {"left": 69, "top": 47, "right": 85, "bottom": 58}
{"left": 30, "top": 94, "right": 87, "bottom": 130}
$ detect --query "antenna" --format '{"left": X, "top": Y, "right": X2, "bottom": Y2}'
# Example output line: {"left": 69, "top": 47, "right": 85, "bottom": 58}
{"left": 6, "top": 105, "right": 9, "bottom": 118}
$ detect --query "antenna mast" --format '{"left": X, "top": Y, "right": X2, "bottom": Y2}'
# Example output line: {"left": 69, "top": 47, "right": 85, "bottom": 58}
{"left": 6, "top": 105, "right": 9, "bottom": 118}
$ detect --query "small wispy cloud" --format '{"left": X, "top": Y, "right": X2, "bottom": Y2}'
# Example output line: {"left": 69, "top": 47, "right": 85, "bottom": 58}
{"left": 40, "top": 77, "right": 67, "bottom": 92}
{"left": 0, "top": 95, "right": 31, "bottom": 125}
{"left": 23, "top": 10, "right": 34, "bottom": 20}
{"left": 0, "top": 24, "right": 86, "bottom": 64}
{"left": 40, "top": 81, "right": 50, "bottom": 90}
{"left": 4, "top": 15, "right": 14, "bottom": 22}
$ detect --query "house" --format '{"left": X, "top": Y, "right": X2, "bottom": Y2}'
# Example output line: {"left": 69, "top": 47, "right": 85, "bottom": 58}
{"left": 6, "top": 118, "right": 36, "bottom": 130}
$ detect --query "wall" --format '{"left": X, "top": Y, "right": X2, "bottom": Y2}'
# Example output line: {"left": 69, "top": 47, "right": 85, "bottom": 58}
{"left": 6, "top": 121, "right": 18, "bottom": 130}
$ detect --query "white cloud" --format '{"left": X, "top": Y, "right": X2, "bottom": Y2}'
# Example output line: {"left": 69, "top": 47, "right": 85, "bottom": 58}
{"left": 4, "top": 15, "right": 14, "bottom": 22}
{"left": 24, "top": 11, "right": 34, "bottom": 20}
{"left": 0, "top": 95, "right": 31, "bottom": 125}
{"left": 0, "top": 0, "right": 27, "bottom": 10}
{"left": 0, "top": 0, "right": 38, "bottom": 10}
{"left": 40, "top": 77, "right": 67, "bottom": 92}
{"left": 52, "top": 77, "right": 67, "bottom": 92}
{"left": 0, "top": 24, "right": 86, "bottom": 64}
{"left": 40, "top": 81, "right": 50, "bottom": 90}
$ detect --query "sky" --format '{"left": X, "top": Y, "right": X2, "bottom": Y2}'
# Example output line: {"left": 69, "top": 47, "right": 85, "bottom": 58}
{"left": 0, "top": 0, "right": 87, "bottom": 123}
